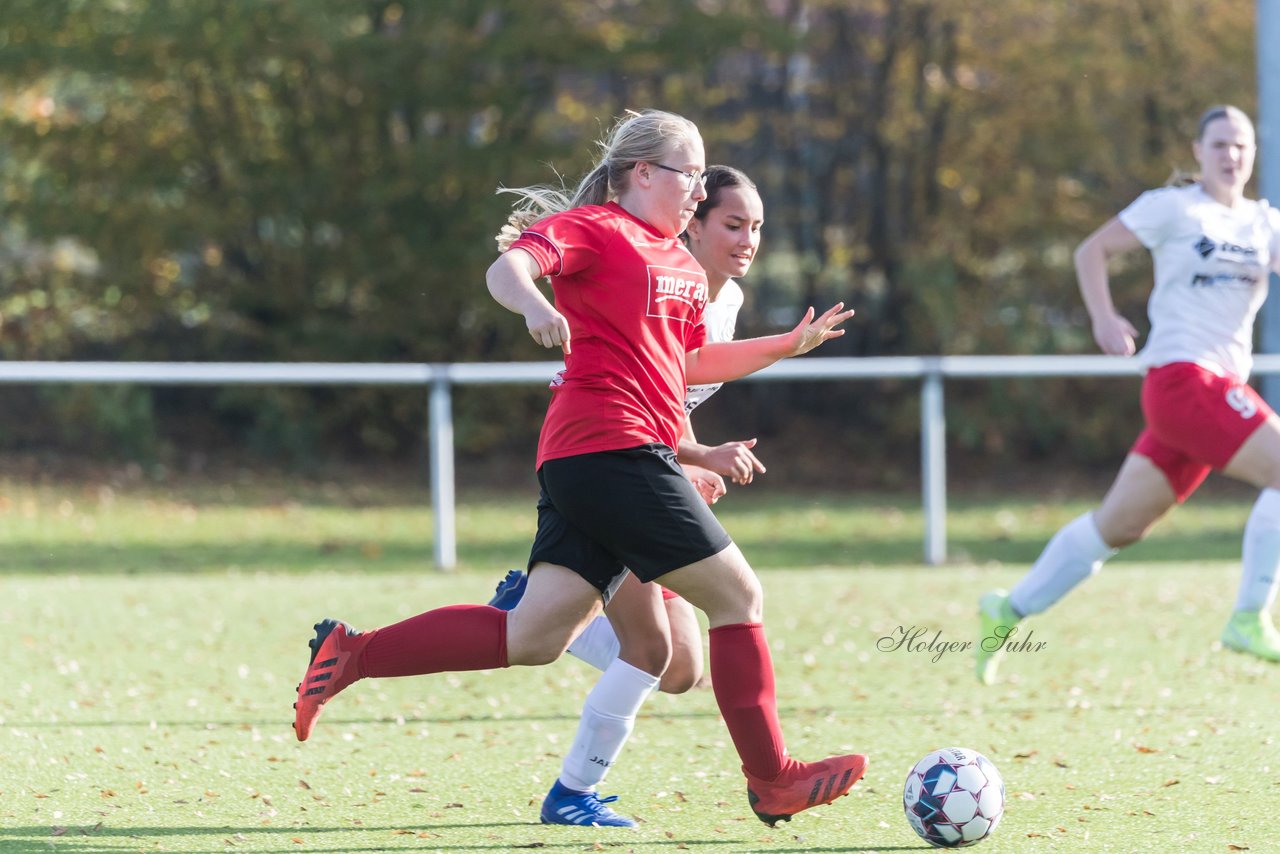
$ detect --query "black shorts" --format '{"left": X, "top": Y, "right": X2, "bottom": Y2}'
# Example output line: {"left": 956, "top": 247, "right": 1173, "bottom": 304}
{"left": 529, "top": 444, "right": 733, "bottom": 595}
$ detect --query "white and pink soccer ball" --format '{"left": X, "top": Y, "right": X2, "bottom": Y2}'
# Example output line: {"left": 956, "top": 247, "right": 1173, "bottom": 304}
{"left": 903, "top": 747, "right": 1005, "bottom": 847}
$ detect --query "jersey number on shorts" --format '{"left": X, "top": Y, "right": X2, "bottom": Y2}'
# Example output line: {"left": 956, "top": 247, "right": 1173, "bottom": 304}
{"left": 1226, "top": 386, "right": 1259, "bottom": 420}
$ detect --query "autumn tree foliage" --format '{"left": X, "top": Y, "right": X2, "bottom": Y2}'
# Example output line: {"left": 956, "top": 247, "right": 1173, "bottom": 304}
{"left": 0, "top": 0, "right": 1258, "bottom": 476}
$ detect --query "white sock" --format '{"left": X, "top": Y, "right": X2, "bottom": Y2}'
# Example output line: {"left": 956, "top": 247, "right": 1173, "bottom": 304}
{"left": 558, "top": 659, "right": 659, "bottom": 792}
{"left": 1009, "top": 512, "right": 1117, "bottom": 617}
{"left": 567, "top": 616, "right": 621, "bottom": 672}
{"left": 1238, "top": 489, "right": 1280, "bottom": 613}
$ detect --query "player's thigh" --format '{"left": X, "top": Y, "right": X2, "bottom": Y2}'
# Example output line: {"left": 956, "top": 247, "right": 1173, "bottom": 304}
{"left": 658, "top": 595, "right": 704, "bottom": 694}
{"left": 605, "top": 573, "right": 672, "bottom": 676}
{"left": 1223, "top": 414, "right": 1280, "bottom": 489}
{"left": 1094, "top": 453, "right": 1178, "bottom": 547}
{"left": 506, "top": 563, "right": 602, "bottom": 666}
{"left": 656, "top": 542, "right": 762, "bottom": 628}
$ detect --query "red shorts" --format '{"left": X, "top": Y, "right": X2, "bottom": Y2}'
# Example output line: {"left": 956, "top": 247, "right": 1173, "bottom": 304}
{"left": 661, "top": 587, "right": 681, "bottom": 601}
{"left": 1132, "top": 362, "right": 1270, "bottom": 501}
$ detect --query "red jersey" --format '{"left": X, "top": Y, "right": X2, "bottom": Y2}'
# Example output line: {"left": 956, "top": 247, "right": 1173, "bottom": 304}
{"left": 508, "top": 202, "right": 709, "bottom": 467}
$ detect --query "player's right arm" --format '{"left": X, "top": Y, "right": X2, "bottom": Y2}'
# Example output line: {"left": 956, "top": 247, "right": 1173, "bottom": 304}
{"left": 1073, "top": 217, "right": 1144, "bottom": 357}
{"left": 486, "top": 248, "right": 572, "bottom": 354}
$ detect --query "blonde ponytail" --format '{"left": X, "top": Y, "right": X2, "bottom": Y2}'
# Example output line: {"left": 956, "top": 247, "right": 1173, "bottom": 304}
{"left": 494, "top": 185, "right": 572, "bottom": 253}
{"left": 493, "top": 109, "right": 701, "bottom": 253}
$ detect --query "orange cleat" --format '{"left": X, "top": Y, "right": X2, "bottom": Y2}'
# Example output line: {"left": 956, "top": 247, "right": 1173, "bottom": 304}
{"left": 746, "top": 753, "right": 869, "bottom": 826}
{"left": 292, "top": 619, "right": 372, "bottom": 742}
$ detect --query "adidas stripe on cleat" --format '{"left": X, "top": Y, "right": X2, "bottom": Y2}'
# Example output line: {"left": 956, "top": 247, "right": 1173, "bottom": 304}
{"left": 292, "top": 618, "right": 372, "bottom": 742}
{"left": 539, "top": 780, "right": 637, "bottom": 827}
{"left": 744, "top": 753, "right": 868, "bottom": 826}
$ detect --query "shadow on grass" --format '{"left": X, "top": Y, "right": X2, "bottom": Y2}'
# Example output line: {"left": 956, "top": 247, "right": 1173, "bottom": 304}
{"left": 1, "top": 699, "right": 1223, "bottom": 732}
{"left": 0, "top": 824, "right": 735, "bottom": 853}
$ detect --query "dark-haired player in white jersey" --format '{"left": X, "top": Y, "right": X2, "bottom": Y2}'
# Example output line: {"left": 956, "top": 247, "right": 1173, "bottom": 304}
{"left": 978, "top": 105, "right": 1280, "bottom": 684}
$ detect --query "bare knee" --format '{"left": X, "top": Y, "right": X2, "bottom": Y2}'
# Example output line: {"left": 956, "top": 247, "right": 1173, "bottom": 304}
{"left": 620, "top": 634, "right": 672, "bottom": 677}
{"left": 1096, "top": 515, "right": 1157, "bottom": 549}
{"left": 1105, "top": 527, "right": 1146, "bottom": 549}
{"left": 658, "top": 656, "right": 703, "bottom": 694}
{"left": 507, "top": 636, "right": 568, "bottom": 666}
{"left": 716, "top": 573, "right": 764, "bottom": 625}
{"left": 657, "top": 598, "right": 704, "bottom": 693}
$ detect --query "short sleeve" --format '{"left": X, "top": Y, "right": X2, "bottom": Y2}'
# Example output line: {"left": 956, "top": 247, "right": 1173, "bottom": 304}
{"left": 1118, "top": 188, "right": 1181, "bottom": 249}
{"left": 507, "top": 206, "right": 619, "bottom": 278}
{"left": 686, "top": 320, "right": 707, "bottom": 352}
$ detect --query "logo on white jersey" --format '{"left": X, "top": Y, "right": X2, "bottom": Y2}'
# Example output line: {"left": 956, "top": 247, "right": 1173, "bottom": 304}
{"left": 1225, "top": 385, "right": 1258, "bottom": 420}
{"left": 1194, "top": 235, "right": 1216, "bottom": 258}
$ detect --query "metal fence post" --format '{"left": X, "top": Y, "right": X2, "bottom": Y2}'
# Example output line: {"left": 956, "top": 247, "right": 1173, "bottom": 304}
{"left": 1259, "top": 0, "right": 1280, "bottom": 406}
{"left": 921, "top": 363, "right": 947, "bottom": 565}
{"left": 428, "top": 369, "right": 457, "bottom": 569}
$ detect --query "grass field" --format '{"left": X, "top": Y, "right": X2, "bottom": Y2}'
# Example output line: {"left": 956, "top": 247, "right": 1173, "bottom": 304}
{"left": 1, "top": 475, "right": 1275, "bottom": 853}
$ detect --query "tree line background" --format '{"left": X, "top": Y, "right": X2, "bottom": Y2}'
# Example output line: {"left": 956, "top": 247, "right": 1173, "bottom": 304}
{"left": 0, "top": 0, "right": 1260, "bottom": 487}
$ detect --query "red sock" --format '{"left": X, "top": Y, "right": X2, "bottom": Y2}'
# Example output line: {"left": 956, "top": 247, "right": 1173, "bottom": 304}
{"left": 708, "top": 622, "right": 792, "bottom": 781}
{"left": 359, "top": 605, "right": 509, "bottom": 678}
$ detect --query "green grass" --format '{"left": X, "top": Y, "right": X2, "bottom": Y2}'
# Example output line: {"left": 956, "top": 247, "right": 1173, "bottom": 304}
{"left": 0, "top": 477, "right": 1274, "bottom": 852}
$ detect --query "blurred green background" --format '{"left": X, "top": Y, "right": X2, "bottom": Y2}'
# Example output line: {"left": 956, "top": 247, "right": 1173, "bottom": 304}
{"left": 0, "top": 0, "right": 1259, "bottom": 487}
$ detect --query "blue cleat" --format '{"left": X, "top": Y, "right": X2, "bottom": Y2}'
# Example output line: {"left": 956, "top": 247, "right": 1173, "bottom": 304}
{"left": 487, "top": 569, "right": 528, "bottom": 611}
{"left": 539, "top": 779, "right": 636, "bottom": 827}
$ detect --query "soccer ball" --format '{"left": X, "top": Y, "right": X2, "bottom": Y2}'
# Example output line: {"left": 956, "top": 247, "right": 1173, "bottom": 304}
{"left": 902, "top": 747, "right": 1005, "bottom": 847}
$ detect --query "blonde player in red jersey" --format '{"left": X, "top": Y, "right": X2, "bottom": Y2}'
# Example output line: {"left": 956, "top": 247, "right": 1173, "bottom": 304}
{"left": 292, "top": 110, "right": 867, "bottom": 827}
{"left": 978, "top": 105, "right": 1280, "bottom": 684}
{"left": 486, "top": 165, "right": 770, "bottom": 826}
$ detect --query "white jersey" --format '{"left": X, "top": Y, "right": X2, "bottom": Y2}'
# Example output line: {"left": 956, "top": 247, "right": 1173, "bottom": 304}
{"left": 683, "top": 279, "right": 745, "bottom": 415}
{"left": 1119, "top": 184, "right": 1280, "bottom": 380}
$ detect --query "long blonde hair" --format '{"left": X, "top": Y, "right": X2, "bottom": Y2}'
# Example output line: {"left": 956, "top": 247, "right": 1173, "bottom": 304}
{"left": 494, "top": 109, "right": 701, "bottom": 252}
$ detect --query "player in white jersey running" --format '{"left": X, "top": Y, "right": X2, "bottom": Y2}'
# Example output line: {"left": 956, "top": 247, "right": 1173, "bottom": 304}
{"left": 488, "top": 165, "right": 772, "bottom": 825}
{"left": 977, "top": 105, "right": 1280, "bottom": 684}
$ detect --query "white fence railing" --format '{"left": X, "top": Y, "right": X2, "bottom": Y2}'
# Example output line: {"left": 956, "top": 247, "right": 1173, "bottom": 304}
{"left": 8, "top": 355, "right": 1279, "bottom": 568}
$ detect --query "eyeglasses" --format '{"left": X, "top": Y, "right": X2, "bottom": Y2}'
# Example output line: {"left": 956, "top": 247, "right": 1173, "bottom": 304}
{"left": 651, "top": 162, "right": 707, "bottom": 192}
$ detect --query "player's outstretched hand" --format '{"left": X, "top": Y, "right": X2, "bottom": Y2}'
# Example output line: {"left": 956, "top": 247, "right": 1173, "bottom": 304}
{"left": 787, "top": 303, "right": 854, "bottom": 356}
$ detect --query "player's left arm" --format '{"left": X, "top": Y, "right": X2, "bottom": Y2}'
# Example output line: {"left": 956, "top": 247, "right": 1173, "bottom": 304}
{"left": 685, "top": 302, "right": 853, "bottom": 385}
